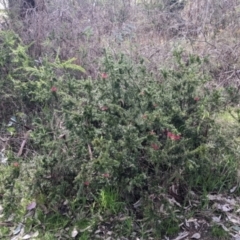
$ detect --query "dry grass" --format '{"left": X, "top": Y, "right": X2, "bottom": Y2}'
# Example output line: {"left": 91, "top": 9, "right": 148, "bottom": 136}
{"left": 1, "top": 0, "right": 240, "bottom": 84}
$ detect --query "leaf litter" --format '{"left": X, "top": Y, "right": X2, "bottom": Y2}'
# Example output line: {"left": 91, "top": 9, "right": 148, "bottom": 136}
{"left": 166, "top": 192, "right": 240, "bottom": 240}
{"left": 1, "top": 173, "right": 240, "bottom": 239}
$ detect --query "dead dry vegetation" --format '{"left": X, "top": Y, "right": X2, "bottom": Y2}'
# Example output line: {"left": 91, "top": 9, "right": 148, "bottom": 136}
{"left": 1, "top": 0, "right": 240, "bottom": 239}
{"left": 5, "top": 0, "right": 240, "bottom": 83}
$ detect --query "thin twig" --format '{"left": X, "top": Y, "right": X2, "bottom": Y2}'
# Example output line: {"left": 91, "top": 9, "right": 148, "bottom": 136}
{"left": 17, "top": 130, "right": 31, "bottom": 157}
{"left": 88, "top": 144, "right": 93, "bottom": 160}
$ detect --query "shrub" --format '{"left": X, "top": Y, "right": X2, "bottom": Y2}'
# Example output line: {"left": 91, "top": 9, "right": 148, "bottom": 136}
{"left": 27, "top": 49, "right": 239, "bottom": 208}
{"left": 1, "top": 31, "right": 240, "bottom": 238}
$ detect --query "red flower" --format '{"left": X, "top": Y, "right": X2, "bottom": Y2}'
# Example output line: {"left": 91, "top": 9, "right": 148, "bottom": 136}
{"left": 13, "top": 162, "right": 19, "bottom": 167}
{"left": 103, "top": 173, "right": 110, "bottom": 178}
{"left": 100, "top": 106, "right": 108, "bottom": 111}
{"left": 173, "top": 135, "right": 181, "bottom": 140}
{"left": 101, "top": 73, "right": 108, "bottom": 79}
{"left": 167, "top": 131, "right": 181, "bottom": 140}
{"left": 142, "top": 114, "right": 147, "bottom": 119}
{"left": 51, "top": 86, "right": 57, "bottom": 92}
{"left": 194, "top": 97, "right": 200, "bottom": 101}
{"left": 151, "top": 143, "right": 159, "bottom": 150}
{"left": 167, "top": 131, "right": 172, "bottom": 138}
{"left": 84, "top": 181, "right": 90, "bottom": 186}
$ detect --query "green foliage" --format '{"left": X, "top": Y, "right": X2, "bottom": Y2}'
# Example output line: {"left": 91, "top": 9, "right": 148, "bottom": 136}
{"left": 0, "top": 31, "right": 240, "bottom": 238}
{"left": 0, "top": 30, "right": 86, "bottom": 123}
{"left": 211, "top": 224, "right": 229, "bottom": 238}
{"left": 98, "top": 187, "right": 123, "bottom": 214}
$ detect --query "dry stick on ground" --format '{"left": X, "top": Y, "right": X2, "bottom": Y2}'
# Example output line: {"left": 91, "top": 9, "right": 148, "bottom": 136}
{"left": 0, "top": 222, "right": 14, "bottom": 227}
{"left": 88, "top": 143, "right": 93, "bottom": 160}
{"left": 17, "top": 130, "right": 31, "bottom": 157}
{"left": 0, "top": 136, "right": 9, "bottom": 153}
